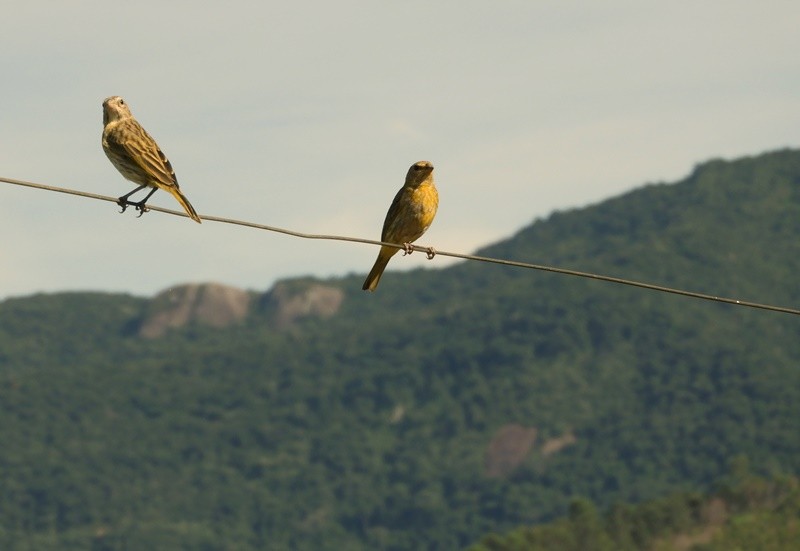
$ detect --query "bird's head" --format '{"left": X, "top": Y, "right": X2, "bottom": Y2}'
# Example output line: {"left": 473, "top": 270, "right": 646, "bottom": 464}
{"left": 102, "top": 96, "right": 133, "bottom": 126}
{"left": 406, "top": 160, "right": 434, "bottom": 186}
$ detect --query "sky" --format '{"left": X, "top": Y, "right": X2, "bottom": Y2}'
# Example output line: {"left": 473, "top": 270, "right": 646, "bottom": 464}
{"left": 1, "top": 1, "right": 799, "bottom": 300}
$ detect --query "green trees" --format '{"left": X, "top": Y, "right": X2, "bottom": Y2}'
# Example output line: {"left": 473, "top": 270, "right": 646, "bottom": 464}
{"left": 469, "top": 474, "right": 800, "bottom": 551}
{"left": 1, "top": 149, "right": 800, "bottom": 549}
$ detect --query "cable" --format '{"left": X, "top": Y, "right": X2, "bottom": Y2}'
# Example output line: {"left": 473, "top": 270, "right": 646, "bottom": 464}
{"left": 2, "top": 175, "right": 799, "bottom": 316}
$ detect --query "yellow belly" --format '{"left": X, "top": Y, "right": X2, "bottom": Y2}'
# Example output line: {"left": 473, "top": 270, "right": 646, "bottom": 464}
{"left": 383, "top": 182, "right": 439, "bottom": 244}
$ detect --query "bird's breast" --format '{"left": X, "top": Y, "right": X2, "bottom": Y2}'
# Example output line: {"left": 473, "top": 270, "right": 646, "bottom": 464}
{"left": 410, "top": 182, "right": 439, "bottom": 228}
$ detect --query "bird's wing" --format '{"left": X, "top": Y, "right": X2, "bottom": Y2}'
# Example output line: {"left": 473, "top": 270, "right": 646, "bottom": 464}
{"left": 114, "top": 121, "right": 179, "bottom": 189}
{"left": 381, "top": 186, "right": 415, "bottom": 243}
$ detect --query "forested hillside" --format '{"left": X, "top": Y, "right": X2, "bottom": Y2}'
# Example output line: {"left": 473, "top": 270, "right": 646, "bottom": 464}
{"left": 1, "top": 149, "right": 799, "bottom": 549}
{"left": 470, "top": 466, "right": 800, "bottom": 551}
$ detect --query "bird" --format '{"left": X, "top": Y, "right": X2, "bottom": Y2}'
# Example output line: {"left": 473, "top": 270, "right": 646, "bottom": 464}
{"left": 363, "top": 160, "right": 439, "bottom": 291}
{"left": 101, "top": 96, "right": 201, "bottom": 223}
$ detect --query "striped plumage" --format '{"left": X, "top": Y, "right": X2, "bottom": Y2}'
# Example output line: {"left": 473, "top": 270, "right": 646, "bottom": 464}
{"left": 101, "top": 96, "right": 201, "bottom": 223}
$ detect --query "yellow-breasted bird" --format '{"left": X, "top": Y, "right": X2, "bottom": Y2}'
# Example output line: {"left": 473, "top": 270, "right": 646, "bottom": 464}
{"left": 363, "top": 160, "right": 439, "bottom": 291}
{"left": 101, "top": 96, "right": 201, "bottom": 223}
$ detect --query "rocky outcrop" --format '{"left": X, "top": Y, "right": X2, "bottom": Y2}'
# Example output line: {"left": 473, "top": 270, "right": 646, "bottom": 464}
{"left": 540, "top": 430, "right": 576, "bottom": 457}
{"left": 484, "top": 425, "right": 577, "bottom": 478}
{"left": 137, "top": 280, "right": 345, "bottom": 338}
{"left": 139, "top": 283, "right": 251, "bottom": 338}
{"left": 484, "top": 424, "right": 538, "bottom": 478}
{"left": 264, "top": 281, "right": 344, "bottom": 328}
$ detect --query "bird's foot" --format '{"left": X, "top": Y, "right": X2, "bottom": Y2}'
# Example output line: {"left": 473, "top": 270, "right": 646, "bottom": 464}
{"left": 402, "top": 242, "right": 414, "bottom": 256}
{"left": 117, "top": 197, "right": 130, "bottom": 214}
{"left": 131, "top": 201, "right": 150, "bottom": 218}
{"left": 425, "top": 247, "right": 436, "bottom": 260}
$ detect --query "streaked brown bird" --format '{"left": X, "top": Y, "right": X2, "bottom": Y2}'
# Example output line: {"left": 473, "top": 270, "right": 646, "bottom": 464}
{"left": 101, "top": 96, "right": 201, "bottom": 223}
{"left": 363, "top": 160, "right": 439, "bottom": 291}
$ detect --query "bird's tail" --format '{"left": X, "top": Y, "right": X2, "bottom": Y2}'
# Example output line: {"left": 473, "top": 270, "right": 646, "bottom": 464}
{"left": 362, "top": 247, "right": 396, "bottom": 292}
{"left": 166, "top": 186, "right": 202, "bottom": 223}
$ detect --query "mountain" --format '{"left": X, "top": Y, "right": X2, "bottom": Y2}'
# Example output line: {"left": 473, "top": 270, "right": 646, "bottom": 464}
{"left": 1, "top": 149, "right": 799, "bottom": 550}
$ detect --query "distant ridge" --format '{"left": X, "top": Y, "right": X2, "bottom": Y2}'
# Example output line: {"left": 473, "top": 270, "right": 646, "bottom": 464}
{"left": 0, "top": 148, "right": 799, "bottom": 550}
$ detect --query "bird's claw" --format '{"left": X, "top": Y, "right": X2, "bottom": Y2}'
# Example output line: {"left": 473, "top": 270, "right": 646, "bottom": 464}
{"left": 133, "top": 202, "right": 150, "bottom": 218}
{"left": 425, "top": 247, "right": 436, "bottom": 260}
{"left": 402, "top": 243, "right": 414, "bottom": 256}
{"left": 117, "top": 197, "right": 149, "bottom": 217}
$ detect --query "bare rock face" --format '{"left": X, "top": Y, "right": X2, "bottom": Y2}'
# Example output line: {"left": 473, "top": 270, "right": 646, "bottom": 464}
{"left": 484, "top": 424, "right": 538, "bottom": 478}
{"left": 139, "top": 283, "right": 251, "bottom": 338}
{"left": 540, "top": 430, "right": 577, "bottom": 457}
{"left": 483, "top": 425, "right": 578, "bottom": 478}
{"left": 265, "top": 281, "right": 344, "bottom": 328}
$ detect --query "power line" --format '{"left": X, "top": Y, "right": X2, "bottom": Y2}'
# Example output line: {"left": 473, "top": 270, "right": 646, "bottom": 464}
{"left": 2, "top": 175, "right": 799, "bottom": 317}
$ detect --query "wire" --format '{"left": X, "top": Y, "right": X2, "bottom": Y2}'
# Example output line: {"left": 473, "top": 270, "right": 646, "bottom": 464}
{"left": 2, "top": 175, "right": 799, "bottom": 317}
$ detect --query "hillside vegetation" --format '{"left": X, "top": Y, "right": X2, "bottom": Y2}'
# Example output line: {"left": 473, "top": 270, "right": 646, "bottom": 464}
{"left": 1, "top": 149, "right": 799, "bottom": 549}
{"left": 471, "top": 464, "right": 800, "bottom": 551}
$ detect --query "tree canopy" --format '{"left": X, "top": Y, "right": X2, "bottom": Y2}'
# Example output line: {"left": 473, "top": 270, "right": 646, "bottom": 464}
{"left": 1, "top": 149, "right": 799, "bottom": 549}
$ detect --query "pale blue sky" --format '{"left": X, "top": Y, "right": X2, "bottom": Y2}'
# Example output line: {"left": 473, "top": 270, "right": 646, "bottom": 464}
{"left": 1, "top": 1, "right": 799, "bottom": 299}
